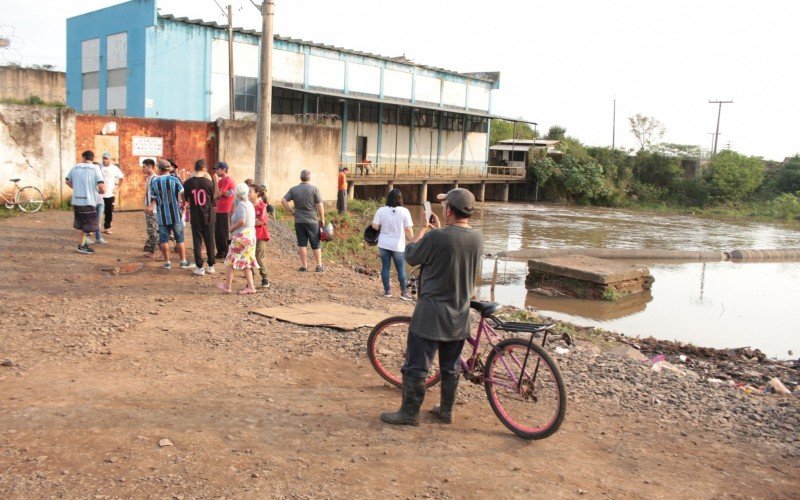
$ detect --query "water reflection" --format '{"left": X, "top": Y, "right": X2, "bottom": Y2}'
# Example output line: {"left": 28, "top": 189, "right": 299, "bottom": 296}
{"left": 409, "top": 202, "right": 800, "bottom": 358}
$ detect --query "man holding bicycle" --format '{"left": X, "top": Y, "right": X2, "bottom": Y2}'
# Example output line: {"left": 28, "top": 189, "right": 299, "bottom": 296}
{"left": 381, "top": 188, "right": 483, "bottom": 426}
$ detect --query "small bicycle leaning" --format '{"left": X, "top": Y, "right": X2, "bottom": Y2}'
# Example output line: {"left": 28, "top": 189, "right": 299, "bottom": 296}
{"left": 1, "top": 178, "right": 44, "bottom": 213}
{"left": 368, "top": 300, "right": 569, "bottom": 440}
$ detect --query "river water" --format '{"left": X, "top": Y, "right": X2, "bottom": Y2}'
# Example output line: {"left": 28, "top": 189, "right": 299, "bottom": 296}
{"left": 411, "top": 203, "right": 800, "bottom": 359}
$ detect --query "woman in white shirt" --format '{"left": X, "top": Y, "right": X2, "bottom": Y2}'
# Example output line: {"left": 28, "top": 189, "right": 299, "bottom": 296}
{"left": 371, "top": 189, "right": 414, "bottom": 300}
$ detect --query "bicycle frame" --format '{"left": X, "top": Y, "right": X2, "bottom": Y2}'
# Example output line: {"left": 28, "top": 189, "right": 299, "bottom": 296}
{"left": 0, "top": 184, "right": 18, "bottom": 204}
{"left": 459, "top": 316, "right": 541, "bottom": 393}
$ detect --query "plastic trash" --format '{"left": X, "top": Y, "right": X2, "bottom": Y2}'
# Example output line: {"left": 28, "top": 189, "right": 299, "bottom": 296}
{"left": 554, "top": 347, "right": 569, "bottom": 355}
{"left": 652, "top": 360, "right": 686, "bottom": 376}
{"left": 769, "top": 377, "right": 791, "bottom": 395}
{"left": 651, "top": 354, "right": 666, "bottom": 364}
{"left": 678, "top": 355, "right": 688, "bottom": 363}
{"left": 707, "top": 378, "right": 725, "bottom": 386}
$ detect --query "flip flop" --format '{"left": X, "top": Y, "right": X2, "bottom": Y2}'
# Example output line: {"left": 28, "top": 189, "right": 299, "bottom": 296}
{"left": 217, "top": 283, "right": 232, "bottom": 293}
{"left": 238, "top": 287, "right": 257, "bottom": 295}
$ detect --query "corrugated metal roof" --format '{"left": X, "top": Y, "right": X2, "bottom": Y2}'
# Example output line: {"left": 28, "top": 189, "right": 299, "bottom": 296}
{"left": 158, "top": 13, "right": 499, "bottom": 83}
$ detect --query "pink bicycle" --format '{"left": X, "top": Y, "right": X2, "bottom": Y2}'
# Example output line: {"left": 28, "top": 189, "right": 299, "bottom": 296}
{"left": 368, "top": 301, "right": 568, "bottom": 440}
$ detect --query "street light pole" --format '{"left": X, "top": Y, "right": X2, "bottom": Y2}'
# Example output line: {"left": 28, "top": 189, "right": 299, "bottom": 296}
{"left": 254, "top": 0, "right": 275, "bottom": 187}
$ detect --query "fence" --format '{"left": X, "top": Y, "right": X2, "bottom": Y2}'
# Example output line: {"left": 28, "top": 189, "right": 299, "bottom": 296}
{"left": 341, "top": 163, "right": 525, "bottom": 180}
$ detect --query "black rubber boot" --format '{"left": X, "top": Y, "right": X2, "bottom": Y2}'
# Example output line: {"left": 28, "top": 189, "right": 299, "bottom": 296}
{"left": 380, "top": 375, "right": 426, "bottom": 426}
{"left": 430, "top": 374, "right": 459, "bottom": 424}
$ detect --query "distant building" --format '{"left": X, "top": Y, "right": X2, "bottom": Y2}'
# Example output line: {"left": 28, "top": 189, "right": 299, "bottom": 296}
{"left": 489, "top": 139, "right": 560, "bottom": 168}
{"left": 66, "top": 0, "right": 501, "bottom": 167}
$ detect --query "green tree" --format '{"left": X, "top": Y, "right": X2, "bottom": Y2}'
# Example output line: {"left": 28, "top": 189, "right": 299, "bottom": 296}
{"left": 707, "top": 150, "right": 765, "bottom": 202}
{"left": 628, "top": 114, "right": 665, "bottom": 150}
{"left": 489, "top": 119, "right": 536, "bottom": 145}
{"left": 545, "top": 125, "right": 567, "bottom": 140}
{"left": 632, "top": 150, "right": 683, "bottom": 188}
{"left": 773, "top": 155, "right": 800, "bottom": 194}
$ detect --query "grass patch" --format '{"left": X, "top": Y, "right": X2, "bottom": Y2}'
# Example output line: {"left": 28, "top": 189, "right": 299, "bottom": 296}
{"left": 273, "top": 198, "right": 385, "bottom": 271}
{"left": 0, "top": 207, "right": 18, "bottom": 219}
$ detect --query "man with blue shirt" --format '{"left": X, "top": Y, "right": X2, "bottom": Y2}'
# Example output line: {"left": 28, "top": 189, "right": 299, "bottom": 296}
{"left": 65, "top": 150, "right": 105, "bottom": 254}
{"left": 148, "top": 159, "right": 190, "bottom": 269}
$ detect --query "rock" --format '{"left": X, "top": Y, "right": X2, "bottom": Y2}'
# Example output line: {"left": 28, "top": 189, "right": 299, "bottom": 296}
{"left": 158, "top": 438, "right": 174, "bottom": 447}
{"left": 1, "top": 359, "right": 13, "bottom": 367}
{"left": 609, "top": 345, "right": 646, "bottom": 362}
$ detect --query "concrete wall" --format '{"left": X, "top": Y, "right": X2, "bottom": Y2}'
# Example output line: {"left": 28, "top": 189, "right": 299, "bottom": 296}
{"left": 217, "top": 119, "right": 341, "bottom": 201}
{"left": 74, "top": 115, "right": 217, "bottom": 210}
{"left": 0, "top": 67, "right": 66, "bottom": 104}
{"left": 0, "top": 104, "right": 75, "bottom": 201}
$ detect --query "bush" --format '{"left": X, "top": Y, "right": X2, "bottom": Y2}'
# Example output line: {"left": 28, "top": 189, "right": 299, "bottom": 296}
{"left": 768, "top": 192, "right": 800, "bottom": 219}
{"left": 706, "top": 150, "right": 764, "bottom": 202}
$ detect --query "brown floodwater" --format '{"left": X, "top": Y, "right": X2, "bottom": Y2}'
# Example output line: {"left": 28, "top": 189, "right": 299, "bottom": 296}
{"left": 410, "top": 202, "right": 800, "bottom": 359}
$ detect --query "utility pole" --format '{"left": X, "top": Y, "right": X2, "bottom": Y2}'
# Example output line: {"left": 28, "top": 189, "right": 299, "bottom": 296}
{"left": 227, "top": 4, "right": 235, "bottom": 120}
{"left": 254, "top": 0, "right": 274, "bottom": 186}
{"left": 611, "top": 98, "right": 616, "bottom": 149}
{"left": 709, "top": 99, "right": 732, "bottom": 155}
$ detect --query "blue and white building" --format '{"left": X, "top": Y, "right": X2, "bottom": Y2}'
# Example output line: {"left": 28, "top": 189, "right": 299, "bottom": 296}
{"left": 67, "top": 0, "right": 500, "bottom": 167}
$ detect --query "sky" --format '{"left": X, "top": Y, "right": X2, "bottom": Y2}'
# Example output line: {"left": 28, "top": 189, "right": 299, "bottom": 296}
{"left": 2, "top": 0, "right": 799, "bottom": 160}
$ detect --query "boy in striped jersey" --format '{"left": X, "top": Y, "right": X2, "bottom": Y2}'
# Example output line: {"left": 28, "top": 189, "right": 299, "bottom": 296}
{"left": 147, "top": 159, "right": 190, "bottom": 269}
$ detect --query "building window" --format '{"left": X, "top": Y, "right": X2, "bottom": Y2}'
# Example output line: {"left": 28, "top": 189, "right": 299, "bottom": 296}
{"left": 81, "top": 38, "right": 100, "bottom": 114}
{"left": 106, "top": 32, "right": 127, "bottom": 116}
{"left": 272, "top": 87, "right": 303, "bottom": 115}
{"left": 234, "top": 76, "right": 258, "bottom": 113}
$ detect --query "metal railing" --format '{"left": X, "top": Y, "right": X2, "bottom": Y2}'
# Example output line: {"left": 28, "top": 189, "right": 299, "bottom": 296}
{"left": 341, "top": 163, "right": 525, "bottom": 180}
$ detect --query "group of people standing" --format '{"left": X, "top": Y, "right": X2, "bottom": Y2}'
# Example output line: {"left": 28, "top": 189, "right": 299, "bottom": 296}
{"left": 66, "top": 152, "right": 272, "bottom": 294}
{"left": 142, "top": 158, "right": 272, "bottom": 294}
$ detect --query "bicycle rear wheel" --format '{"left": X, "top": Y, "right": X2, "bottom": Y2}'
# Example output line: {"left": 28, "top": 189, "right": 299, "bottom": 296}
{"left": 367, "top": 316, "right": 441, "bottom": 388}
{"left": 16, "top": 186, "right": 44, "bottom": 212}
{"left": 484, "top": 338, "right": 566, "bottom": 440}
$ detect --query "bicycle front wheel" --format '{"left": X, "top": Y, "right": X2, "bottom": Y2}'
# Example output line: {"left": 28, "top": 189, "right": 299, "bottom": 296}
{"left": 16, "top": 186, "right": 44, "bottom": 212}
{"left": 367, "top": 316, "right": 441, "bottom": 389}
{"left": 484, "top": 338, "right": 566, "bottom": 440}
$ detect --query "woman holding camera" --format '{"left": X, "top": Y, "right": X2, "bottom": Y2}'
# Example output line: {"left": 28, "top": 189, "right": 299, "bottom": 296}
{"left": 371, "top": 188, "right": 414, "bottom": 300}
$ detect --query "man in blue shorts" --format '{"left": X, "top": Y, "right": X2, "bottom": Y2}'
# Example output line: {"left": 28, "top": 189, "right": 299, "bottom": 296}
{"left": 148, "top": 159, "right": 190, "bottom": 269}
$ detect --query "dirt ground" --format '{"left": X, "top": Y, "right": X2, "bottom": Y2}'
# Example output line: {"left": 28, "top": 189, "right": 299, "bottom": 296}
{"left": 0, "top": 210, "right": 797, "bottom": 498}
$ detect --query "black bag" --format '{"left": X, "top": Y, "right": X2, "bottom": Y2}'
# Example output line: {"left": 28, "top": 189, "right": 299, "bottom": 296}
{"left": 363, "top": 224, "right": 380, "bottom": 246}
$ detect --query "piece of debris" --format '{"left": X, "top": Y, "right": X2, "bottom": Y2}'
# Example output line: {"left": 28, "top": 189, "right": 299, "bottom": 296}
{"left": 1, "top": 359, "right": 13, "bottom": 367}
{"left": 158, "top": 438, "right": 174, "bottom": 447}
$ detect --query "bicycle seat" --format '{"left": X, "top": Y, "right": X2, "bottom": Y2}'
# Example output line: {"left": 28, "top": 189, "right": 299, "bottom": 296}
{"left": 9, "top": 178, "right": 20, "bottom": 183}
{"left": 470, "top": 300, "right": 501, "bottom": 317}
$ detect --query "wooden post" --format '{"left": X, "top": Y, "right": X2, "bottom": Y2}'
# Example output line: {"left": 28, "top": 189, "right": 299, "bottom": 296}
{"left": 502, "top": 182, "right": 510, "bottom": 202}
{"left": 347, "top": 182, "right": 354, "bottom": 201}
{"left": 479, "top": 180, "right": 486, "bottom": 202}
{"left": 419, "top": 181, "right": 428, "bottom": 204}
{"left": 387, "top": 180, "right": 394, "bottom": 195}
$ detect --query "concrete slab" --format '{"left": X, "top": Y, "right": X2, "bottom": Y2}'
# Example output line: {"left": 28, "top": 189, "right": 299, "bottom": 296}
{"left": 528, "top": 255, "right": 650, "bottom": 285}
{"left": 250, "top": 301, "right": 390, "bottom": 331}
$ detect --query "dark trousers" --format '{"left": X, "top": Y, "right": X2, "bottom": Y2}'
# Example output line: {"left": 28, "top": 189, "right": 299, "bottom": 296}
{"left": 401, "top": 332, "right": 465, "bottom": 380}
{"left": 337, "top": 189, "right": 347, "bottom": 213}
{"left": 103, "top": 197, "right": 115, "bottom": 229}
{"left": 191, "top": 220, "right": 216, "bottom": 268}
{"left": 214, "top": 212, "right": 229, "bottom": 257}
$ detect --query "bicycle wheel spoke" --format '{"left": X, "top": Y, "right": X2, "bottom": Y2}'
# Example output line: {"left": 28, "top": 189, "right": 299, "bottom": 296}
{"left": 485, "top": 339, "right": 566, "bottom": 439}
{"left": 367, "top": 316, "right": 440, "bottom": 388}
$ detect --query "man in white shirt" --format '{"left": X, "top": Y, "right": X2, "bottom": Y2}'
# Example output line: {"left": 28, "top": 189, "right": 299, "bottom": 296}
{"left": 100, "top": 152, "right": 124, "bottom": 234}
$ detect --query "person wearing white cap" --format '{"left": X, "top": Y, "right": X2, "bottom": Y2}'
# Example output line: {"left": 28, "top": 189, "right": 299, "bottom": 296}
{"left": 100, "top": 152, "right": 124, "bottom": 235}
{"left": 381, "top": 188, "right": 483, "bottom": 427}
